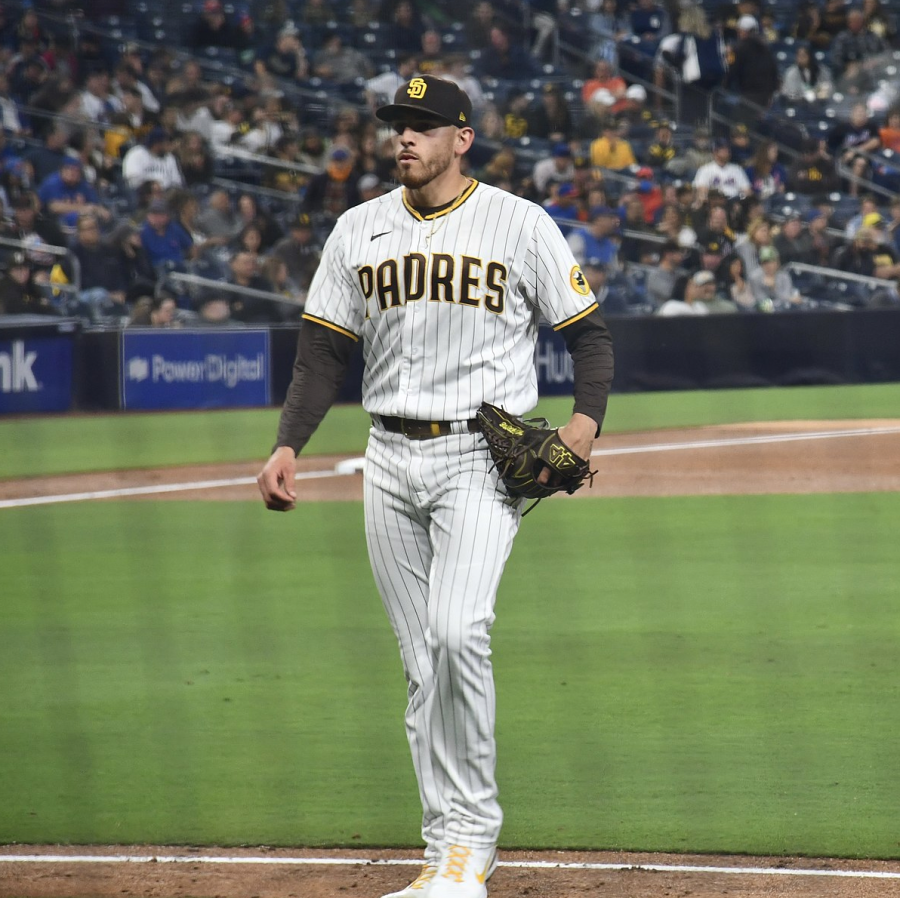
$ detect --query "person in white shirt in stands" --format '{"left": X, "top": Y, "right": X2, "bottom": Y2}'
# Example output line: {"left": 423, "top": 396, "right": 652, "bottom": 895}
{"left": 657, "top": 268, "right": 714, "bottom": 315}
{"left": 122, "top": 128, "right": 186, "bottom": 191}
{"left": 693, "top": 137, "right": 751, "bottom": 202}
{"left": 365, "top": 53, "right": 419, "bottom": 110}
{"left": 533, "top": 142, "right": 576, "bottom": 195}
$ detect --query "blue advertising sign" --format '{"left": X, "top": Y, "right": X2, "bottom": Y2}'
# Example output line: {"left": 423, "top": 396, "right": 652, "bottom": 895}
{"left": 122, "top": 329, "right": 270, "bottom": 410}
{"left": 534, "top": 325, "right": 574, "bottom": 396}
{"left": 0, "top": 335, "right": 74, "bottom": 413}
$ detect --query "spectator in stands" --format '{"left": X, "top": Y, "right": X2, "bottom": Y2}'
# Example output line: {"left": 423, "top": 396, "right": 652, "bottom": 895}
{"left": 171, "top": 189, "right": 225, "bottom": 258}
{"left": 196, "top": 189, "right": 239, "bottom": 240}
{"left": 878, "top": 108, "right": 900, "bottom": 153}
{"left": 655, "top": 202, "right": 696, "bottom": 247}
{"left": 745, "top": 140, "right": 787, "bottom": 198}
{"left": 302, "top": 145, "right": 361, "bottom": 222}
{"left": 787, "top": 136, "right": 840, "bottom": 194}
{"left": 805, "top": 208, "right": 837, "bottom": 265}
{"left": 716, "top": 252, "right": 755, "bottom": 310}
{"left": 53, "top": 213, "right": 129, "bottom": 323}
{"left": 834, "top": 223, "right": 900, "bottom": 282}
{"left": 543, "top": 182, "right": 582, "bottom": 236}
{"left": 862, "top": 0, "right": 897, "bottom": 43}
{"left": 749, "top": 245, "right": 802, "bottom": 310}
{"left": 312, "top": 32, "right": 373, "bottom": 84}
{"left": 843, "top": 193, "right": 879, "bottom": 239}
{"left": 25, "top": 122, "right": 70, "bottom": 184}
{"left": 254, "top": 21, "right": 309, "bottom": 83}
{"left": 533, "top": 143, "right": 576, "bottom": 196}
{"left": 8, "top": 42, "right": 48, "bottom": 105}
{"left": 657, "top": 269, "right": 716, "bottom": 315}
{"left": 189, "top": 0, "right": 244, "bottom": 50}
{"left": 228, "top": 250, "right": 282, "bottom": 323}
{"left": 773, "top": 212, "right": 815, "bottom": 264}
{"left": 78, "top": 68, "right": 120, "bottom": 124}
{"left": 581, "top": 59, "right": 627, "bottom": 108}
{"left": 382, "top": 0, "right": 426, "bottom": 54}
{"left": 619, "top": 195, "right": 657, "bottom": 263}
{"left": 270, "top": 211, "right": 321, "bottom": 298}
{"left": 528, "top": 84, "right": 574, "bottom": 142}
{"left": 590, "top": 118, "right": 637, "bottom": 171}
{"left": 655, "top": 5, "right": 727, "bottom": 125}
{"left": 235, "top": 193, "right": 283, "bottom": 250}
{"left": 15, "top": 7, "right": 46, "bottom": 51}
{"left": 796, "top": 0, "right": 847, "bottom": 50}
{"left": 260, "top": 255, "right": 302, "bottom": 310}
{"left": 646, "top": 240, "right": 685, "bottom": 306}
{"left": 441, "top": 55, "right": 486, "bottom": 114}
{"left": 567, "top": 206, "right": 621, "bottom": 267}
{"left": 631, "top": 0, "right": 670, "bottom": 42}
{"left": 886, "top": 197, "right": 900, "bottom": 251}
{"left": 37, "top": 157, "right": 109, "bottom": 232}
{"left": 107, "top": 220, "right": 157, "bottom": 302}
{"left": 780, "top": 44, "right": 834, "bottom": 103}
{"left": 365, "top": 53, "right": 419, "bottom": 110}
{"left": 128, "top": 294, "right": 180, "bottom": 328}
{"left": 140, "top": 197, "right": 193, "bottom": 269}
{"left": 123, "top": 127, "right": 185, "bottom": 191}
{"left": 646, "top": 119, "right": 676, "bottom": 169}
{"left": 112, "top": 58, "right": 160, "bottom": 116}
{"left": 261, "top": 133, "right": 306, "bottom": 194}
{"left": 666, "top": 125, "right": 712, "bottom": 179}
{"left": 0, "top": 251, "right": 56, "bottom": 316}
{"left": 726, "top": 16, "right": 780, "bottom": 115}
{"left": 728, "top": 124, "right": 753, "bottom": 166}
{"left": 828, "top": 102, "right": 881, "bottom": 196}
{"left": 693, "top": 138, "right": 751, "bottom": 202}
{"left": 105, "top": 88, "right": 149, "bottom": 161}
{"left": 696, "top": 204, "right": 737, "bottom": 255}
{"left": 465, "top": 1, "right": 498, "bottom": 51}
{"left": 0, "top": 71, "right": 24, "bottom": 135}
{"left": 478, "top": 24, "right": 537, "bottom": 80}
{"left": 736, "top": 216, "right": 773, "bottom": 277}
{"left": 1, "top": 192, "right": 66, "bottom": 273}
{"left": 230, "top": 221, "right": 264, "bottom": 258}
{"left": 176, "top": 131, "right": 214, "bottom": 187}
{"left": 588, "top": 0, "right": 632, "bottom": 64}
{"left": 415, "top": 29, "right": 445, "bottom": 76}
{"left": 832, "top": 8, "right": 888, "bottom": 78}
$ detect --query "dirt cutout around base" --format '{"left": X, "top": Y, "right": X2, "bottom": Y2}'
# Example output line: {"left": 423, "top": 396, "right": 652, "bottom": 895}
{"left": 2, "top": 421, "right": 900, "bottom": 897}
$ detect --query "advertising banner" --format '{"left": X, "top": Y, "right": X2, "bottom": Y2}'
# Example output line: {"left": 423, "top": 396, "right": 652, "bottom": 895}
{"left": 534, "top": 326, "right": 574, "bottom": 396}
{"left": 122, "top": 329, "right": 270, "bottom": 410}
{"left": 0, "top": 335, "right": 74, "bottom": 414}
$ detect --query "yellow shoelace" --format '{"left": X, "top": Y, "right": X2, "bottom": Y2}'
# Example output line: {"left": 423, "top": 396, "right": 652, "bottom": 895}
{"left": 441, "top": 845, "right": 473, "bottom": 883}
{"left": 410, "top": 865, "right": 437, "bottom": 889}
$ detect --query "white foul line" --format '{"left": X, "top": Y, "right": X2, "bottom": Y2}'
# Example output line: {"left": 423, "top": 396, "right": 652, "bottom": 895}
{"left": 2, "top": 424, "right": 899, "bottom": 510}
{"left": 0, "top": 853, "right": 898, "bottom": 880}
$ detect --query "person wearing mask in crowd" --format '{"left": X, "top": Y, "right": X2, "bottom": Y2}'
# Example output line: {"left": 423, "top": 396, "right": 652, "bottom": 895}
{"left": 780, "top": 44, "right": 834, "bottom": 103}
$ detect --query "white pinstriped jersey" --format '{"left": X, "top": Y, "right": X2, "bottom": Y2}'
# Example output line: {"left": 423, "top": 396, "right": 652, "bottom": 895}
{"left": 302, "top": 180, "right": 598, "bottom": 420}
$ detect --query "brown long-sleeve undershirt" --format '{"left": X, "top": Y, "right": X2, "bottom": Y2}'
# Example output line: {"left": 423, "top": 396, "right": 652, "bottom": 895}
{"left": 273, "top": 309, "right": 614, "bottom": 455}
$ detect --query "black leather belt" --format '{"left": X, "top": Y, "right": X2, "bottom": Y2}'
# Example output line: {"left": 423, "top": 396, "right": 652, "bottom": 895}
{"left": 374, "top": 415, "right": 481, "bottom": 440}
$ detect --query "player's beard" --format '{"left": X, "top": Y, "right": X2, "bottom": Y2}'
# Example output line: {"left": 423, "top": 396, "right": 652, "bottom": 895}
{"left": 397, "top": 141, "right": 456, "bottom": 190}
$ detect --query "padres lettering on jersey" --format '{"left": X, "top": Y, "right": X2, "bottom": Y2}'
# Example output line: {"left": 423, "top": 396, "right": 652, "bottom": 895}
{"left": 302, "top": 180, "right": 597, "bottom": 421}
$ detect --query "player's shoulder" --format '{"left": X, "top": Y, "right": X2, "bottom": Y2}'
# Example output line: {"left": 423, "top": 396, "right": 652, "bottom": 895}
{"left": 471, "top": 181, "right": 545, "bottom": 222}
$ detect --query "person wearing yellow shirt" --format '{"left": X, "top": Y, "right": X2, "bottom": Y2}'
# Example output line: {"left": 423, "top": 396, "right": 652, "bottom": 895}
{"left": 589, "top": 119, "right": 637, "bottom": 171}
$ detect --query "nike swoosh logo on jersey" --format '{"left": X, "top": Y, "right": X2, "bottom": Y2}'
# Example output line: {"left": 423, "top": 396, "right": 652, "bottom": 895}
{"left": 370, "top": 231, "right": 391, "bottom": 241}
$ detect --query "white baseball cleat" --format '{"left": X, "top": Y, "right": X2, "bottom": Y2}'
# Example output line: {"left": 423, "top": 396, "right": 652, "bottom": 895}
{"left": 381, "top": 863, "right": 438, "bottom": 898}
{"left": 428, "top": 844, "right": 497, "bottom": 898}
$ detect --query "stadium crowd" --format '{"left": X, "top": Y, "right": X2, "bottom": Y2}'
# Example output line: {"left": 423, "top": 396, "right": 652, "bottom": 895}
{"left": 0, "top": 0, "right": 900, "bottom": 326}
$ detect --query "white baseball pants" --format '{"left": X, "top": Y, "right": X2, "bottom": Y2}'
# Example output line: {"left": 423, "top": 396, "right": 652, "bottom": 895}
{"left": 364, "top": 428, "right": 522, "bottom": 856}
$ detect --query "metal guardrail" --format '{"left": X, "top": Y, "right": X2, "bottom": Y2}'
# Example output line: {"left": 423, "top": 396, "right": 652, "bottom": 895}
{"left": 165, "top": 270, "right": 303, "bottom": 306}
{"left": 785, "top": 261, "right": 899, "bottom": 290}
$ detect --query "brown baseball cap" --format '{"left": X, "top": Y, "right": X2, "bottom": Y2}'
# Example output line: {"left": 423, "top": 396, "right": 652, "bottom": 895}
{"left": 376, "top": 76, "right": 472, "bottom": 128}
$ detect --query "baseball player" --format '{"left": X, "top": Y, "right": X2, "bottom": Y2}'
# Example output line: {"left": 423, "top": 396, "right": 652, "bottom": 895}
{"left": 257, "top": 76, "right": 614, "bottom": 898}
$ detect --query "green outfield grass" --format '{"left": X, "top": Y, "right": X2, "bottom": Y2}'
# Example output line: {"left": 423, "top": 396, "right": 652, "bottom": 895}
{"left": 1, "top": 382, "right": 900, "bottom": 479}
{"left": 2, "top": 495, "right": 899, "bottom": 857}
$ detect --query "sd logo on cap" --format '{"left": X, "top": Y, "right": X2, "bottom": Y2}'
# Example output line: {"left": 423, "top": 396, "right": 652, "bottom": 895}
{"left": 376, "top": 75, "right": 473, "bottom": 128}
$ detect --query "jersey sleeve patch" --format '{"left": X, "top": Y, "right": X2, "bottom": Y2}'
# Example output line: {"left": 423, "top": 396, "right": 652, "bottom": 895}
{"left": 570, "top": 265, "right": 591, "bottom": 297}
{"left": 301, "top": 313, "right": 360, "bottom": 342}
{"left": 552, "top": 302, "right": 599, "bottom": 331}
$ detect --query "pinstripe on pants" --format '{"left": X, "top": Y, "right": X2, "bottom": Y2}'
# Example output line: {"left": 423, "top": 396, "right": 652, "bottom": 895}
{"left": 364, "top": 427, "right": 521, "bottom": 855}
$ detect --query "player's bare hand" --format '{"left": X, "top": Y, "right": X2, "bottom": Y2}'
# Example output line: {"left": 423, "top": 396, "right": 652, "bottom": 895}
{"left": 257, "top": 446, "right": 298, "bottom": 511}
{"left": 538, "top": 413, "right": 597, "bottom": 484}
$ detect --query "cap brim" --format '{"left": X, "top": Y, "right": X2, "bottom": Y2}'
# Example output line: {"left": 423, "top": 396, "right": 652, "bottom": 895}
{"left": 375, "top": 103, "right": 457, "bottom": 126}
